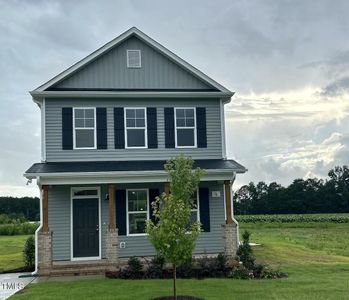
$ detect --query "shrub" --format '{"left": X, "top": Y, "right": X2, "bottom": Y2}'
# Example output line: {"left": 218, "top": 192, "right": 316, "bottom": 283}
{"left": 120, "top": 257, "right": 143, "bottom": 279}
{"left": 228, "top": 265, "right": 251, "bottom": 279}
{"left": 23, "top": 236, "right": 35, "bottom": 270}
{"left": 236, "top": 231, "right": 255, "bottom": 270}
{"left": 145, "top": 255, "right": 165, "bottom": 279}
{"left": 176, "top": 259, "right": 193, "bottom": 278}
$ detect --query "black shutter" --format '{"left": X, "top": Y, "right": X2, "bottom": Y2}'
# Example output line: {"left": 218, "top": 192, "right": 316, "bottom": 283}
{"left": 62, "top": 107, "right": 73, "bottom": 150}
{"left": 147, "top": 108, "right": 158, "bottom": 148}
{"left": 199, "top": 187, "right": 210, "bottom": 232}
{"left": 196, "top": 107, "right": 207, "bottom": 148}
{"left": 148, "top": 188, "right": 160, "bottom": 224}
{"left": 96, "top": 108, "right": 107, "bottom": 149}
{"left": 115, "top": 189, "right": 126, "bottom": 235}
{"left": 114, "top": 107, "right": 125, "bottom": 149}
{"left": 164, "top": 107, "right": 175, "bottom": 148}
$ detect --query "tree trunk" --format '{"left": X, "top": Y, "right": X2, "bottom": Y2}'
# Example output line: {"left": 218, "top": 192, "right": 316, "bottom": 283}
{"left": 173, "top": 263, "right": 177, "bottom": 300}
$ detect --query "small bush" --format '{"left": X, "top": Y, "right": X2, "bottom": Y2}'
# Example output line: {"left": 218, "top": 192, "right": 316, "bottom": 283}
{"left": 120, "top": 257, "right": 143, "bottom": 279}
{"left": 176, "top": 259, "right": 193, "bottom": 278}
{"left": 23, "top": 236, "right": 35, "bottom": 270}
{"left": 228, "top": 265, "right": 251, "bottom": 279}
{"left": 236, "top": 231, "right": 255, "bottom": 270}
{"left": 145, "top": 255, "right": 165, "bottom": 279}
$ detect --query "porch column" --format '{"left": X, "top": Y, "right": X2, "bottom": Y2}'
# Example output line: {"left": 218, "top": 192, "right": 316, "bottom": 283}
{"left": 224, "top": 180, "right": 233, "bottom": 224}
{"left": 164, "top": 182, "right": 170, "bottom": 196}
{"left": 223, "top": 180, "right": 238, "bottom": 257}
{"left": 106, "top": 184, "right": 118, "bottom": 271}
{"left": 38, "top": 185, "right": 52, "bottom": 275}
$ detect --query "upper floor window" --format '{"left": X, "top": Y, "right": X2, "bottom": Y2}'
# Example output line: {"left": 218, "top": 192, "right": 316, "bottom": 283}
{"left": 175, "top": 107, "right": 197, "bottom": 148}
{"left": 125, "top": 108, "right": 147, "bottom": 148}
{"left": 127, "top": 189, "right": 149, "bottom": 235}
{"left": 127, "top": 50, "right": 141, "bottom": 68}
{"left": 73, "top": 107, "right": 96, "bottom": 149}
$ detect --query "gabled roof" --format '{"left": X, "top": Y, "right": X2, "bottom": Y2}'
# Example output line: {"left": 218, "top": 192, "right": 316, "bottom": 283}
{"left": 31, "top": 27, "right": 233, "bottom": 100}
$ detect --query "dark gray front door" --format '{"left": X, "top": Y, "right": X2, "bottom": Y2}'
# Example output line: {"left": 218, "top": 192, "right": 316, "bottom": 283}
{"left": 73, "top": 198, "right": 99, "bottom": 258}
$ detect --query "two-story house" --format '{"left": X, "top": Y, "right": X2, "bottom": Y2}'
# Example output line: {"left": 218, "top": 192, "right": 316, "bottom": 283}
{"left": 24, "top": 27, "right": 247, "bottom": 276}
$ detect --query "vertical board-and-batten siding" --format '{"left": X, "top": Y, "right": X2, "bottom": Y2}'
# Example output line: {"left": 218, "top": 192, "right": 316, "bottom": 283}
{"left": 48, "top": 182, "right": 225, "bottom": 261}
{"left": 53, "top": 36, "right": 212, "bottom": 90}
{"left": 45, "top": 98, "right": 223, "bottom": 161}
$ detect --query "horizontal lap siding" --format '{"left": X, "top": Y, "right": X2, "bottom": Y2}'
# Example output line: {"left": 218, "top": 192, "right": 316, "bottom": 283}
{"left": 45, "top": 98, "right": 222, "bottom": 161}
{"left": 48, "top": 186, "right": 71, "bottom": 261}
{"left": 54, "top": 36, "right": 210, "bottom": 90}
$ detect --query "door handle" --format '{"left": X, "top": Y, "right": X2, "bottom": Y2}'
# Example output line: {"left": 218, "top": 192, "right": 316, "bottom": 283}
{"left": 96, "top": 225, "right": 99, "bottom": 232}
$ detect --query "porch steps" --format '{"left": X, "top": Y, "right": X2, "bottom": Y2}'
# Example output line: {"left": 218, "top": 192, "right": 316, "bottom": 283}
{"left": 45, "top": 260, "right": 113, "bottom": 276}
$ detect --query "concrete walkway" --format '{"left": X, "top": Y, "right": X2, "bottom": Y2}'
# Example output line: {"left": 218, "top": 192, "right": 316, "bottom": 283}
{"left": 0, "top": 273, "right": 35, "bottom": 300}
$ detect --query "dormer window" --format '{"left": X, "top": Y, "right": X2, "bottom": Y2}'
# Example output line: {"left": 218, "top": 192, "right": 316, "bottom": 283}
{"left": 127, "top": 50, "right": 141, "bottom": 68}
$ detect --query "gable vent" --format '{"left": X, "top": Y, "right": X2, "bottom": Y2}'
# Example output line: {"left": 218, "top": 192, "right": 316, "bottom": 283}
{"left": 127, "top": 50, "right": 141, "bottom": 68}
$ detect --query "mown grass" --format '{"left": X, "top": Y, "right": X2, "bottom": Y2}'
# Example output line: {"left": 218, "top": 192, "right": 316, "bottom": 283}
{"left": 0, "top": 235, "right": 30, "bottom": 272}
{"left": 10, "top": 221, "right": 349, "bottom": 300}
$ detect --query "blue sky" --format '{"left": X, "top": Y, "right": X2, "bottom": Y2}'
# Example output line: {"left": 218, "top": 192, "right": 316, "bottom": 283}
{"left": 0, "top": 0, "right": 348, "bottom": 197}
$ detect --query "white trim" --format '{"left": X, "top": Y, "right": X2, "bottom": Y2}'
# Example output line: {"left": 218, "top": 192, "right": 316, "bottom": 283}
{"left": 31, "top": 91, "right": 233, "bottom": 101}
{"left": 70, "top": 186, "right": 101, "bottom": 261}
{"left": 24, "top": 169, "right": 240, "bottom": 185}
{"left": 220, "top": 99, "right": 227, "bottom": 159}
{"left": 191, "top": 188, "right": 200, "bottom": 222}
{"left": 124, "top": 107, "right": 148, "bottom": 149}
{"left": 174, "top": 107, "right": 197, "bottom": 148}
{"left": 33, "top": 27, "right": 232, "bottom": 94}
{"left": 72, "top": 107, "right": 97, "bottom": 150}
{"left": 41, "top": 98, "right": 46, "bottom": 162}
{"left": 126, "top": 49, "right": 142, "bottom": 68}
{"left": 126, "top": 188, "right": 149, "bottom": 236}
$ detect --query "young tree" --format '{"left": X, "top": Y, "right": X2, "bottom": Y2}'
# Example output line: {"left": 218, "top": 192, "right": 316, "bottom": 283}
{"left": 146, "top": 156, "right": 204, "bottom": 299}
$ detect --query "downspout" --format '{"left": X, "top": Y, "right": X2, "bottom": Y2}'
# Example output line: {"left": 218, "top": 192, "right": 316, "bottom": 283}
{"left": 32, "top": 179, "right": 42, "bottom": 276}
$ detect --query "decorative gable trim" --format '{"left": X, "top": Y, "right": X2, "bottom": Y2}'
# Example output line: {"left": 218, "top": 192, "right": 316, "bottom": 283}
{"left": 32, "top": 27, "right": 233, "bottom": 96}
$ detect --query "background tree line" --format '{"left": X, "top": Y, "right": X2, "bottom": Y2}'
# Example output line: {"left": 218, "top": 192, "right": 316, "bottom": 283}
{"left": 0, "top": 197, "right": 39, "bottom": 221}
{"left": 234, "top": 166, "right": 349, "bottom": 215}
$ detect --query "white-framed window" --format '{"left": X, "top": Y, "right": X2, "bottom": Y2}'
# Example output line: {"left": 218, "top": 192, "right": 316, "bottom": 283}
{"left": 175, "top": 107, "right": 197, "bottom": 148}
{"left": 190, "top": 189, "right": 200, "bottom": 224}
{"left": 127, "top": 50, "right": 142, "bottom": 68}
{"left": 125, "top": 107, "right": 147, "bottom": 148}
{"left": 73, "top": 107, "right": 96, "bottom": 149}
{"left": 127, "top": 189, "right": 149, "bottom": 236}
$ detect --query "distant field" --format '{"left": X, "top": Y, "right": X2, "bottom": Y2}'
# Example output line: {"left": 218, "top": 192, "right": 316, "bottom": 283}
{"left": 236, "top": 213, "right": 349, "bottom": 223}
{"left": 11, "top": 216, "right": 349, "bottom": 300}
{"left": 0, "top": 235, "right": 30, "bottom": 272}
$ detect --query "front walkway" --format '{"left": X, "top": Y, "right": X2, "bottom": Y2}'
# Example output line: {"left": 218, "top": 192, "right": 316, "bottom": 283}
{"left": 0, "top": 273, "right": 34, "bottom": 299}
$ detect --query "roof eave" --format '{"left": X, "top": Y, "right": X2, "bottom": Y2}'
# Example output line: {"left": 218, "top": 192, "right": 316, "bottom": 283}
{"left": 30, "top": 90, "right": 234, "bottom": 101}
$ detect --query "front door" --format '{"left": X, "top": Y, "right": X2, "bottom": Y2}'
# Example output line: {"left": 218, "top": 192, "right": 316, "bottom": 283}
{"left": 73, "top": 198, "right": 99, "bottom": 258}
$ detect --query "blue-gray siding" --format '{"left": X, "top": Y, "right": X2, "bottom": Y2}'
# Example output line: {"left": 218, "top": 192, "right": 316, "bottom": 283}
{"left": 53, "top": 36, "right": 212, "bottom": 90}
{"left": 48, "top": 182, "right": 225, "bottom": 261}
{"left": 45, "top": 98, "right": 223, "bottom": 162}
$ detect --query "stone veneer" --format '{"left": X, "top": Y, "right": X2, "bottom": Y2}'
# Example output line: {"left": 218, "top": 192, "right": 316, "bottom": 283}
{"left": 223, "top": 223, "right": 238, "bottom": 257}
{"left": 105, "top": 228, "right": 118, "bottom": 271}
{"left": 37, "top": 231, "right": 53, "bottom": 276}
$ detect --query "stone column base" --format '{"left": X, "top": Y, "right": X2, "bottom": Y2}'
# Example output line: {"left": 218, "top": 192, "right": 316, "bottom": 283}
{"left": 106, "top": 228, "right": 118, "bottom": 271}
{"left": 37, "top": 231, "right": 53, "bottom": 275}
{"left": 223, "top": 223, "right": 238, "bottom": 257}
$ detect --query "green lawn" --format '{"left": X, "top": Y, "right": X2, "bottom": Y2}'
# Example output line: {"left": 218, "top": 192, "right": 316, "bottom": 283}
{"left": 10, "top": 222, "right": 349, "bottom": 300}
{"left": 0, "top": 235, "right": 29, "bottom": 272}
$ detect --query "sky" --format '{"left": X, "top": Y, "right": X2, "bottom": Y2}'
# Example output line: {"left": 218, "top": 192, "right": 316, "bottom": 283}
{"left": 0, "top": 0, "right": 348, "bottom": 197}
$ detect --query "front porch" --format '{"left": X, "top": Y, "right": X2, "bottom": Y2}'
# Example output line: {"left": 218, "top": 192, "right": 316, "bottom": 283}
{"left": 36, "top": 180, "right": 238, "bottom": 276}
